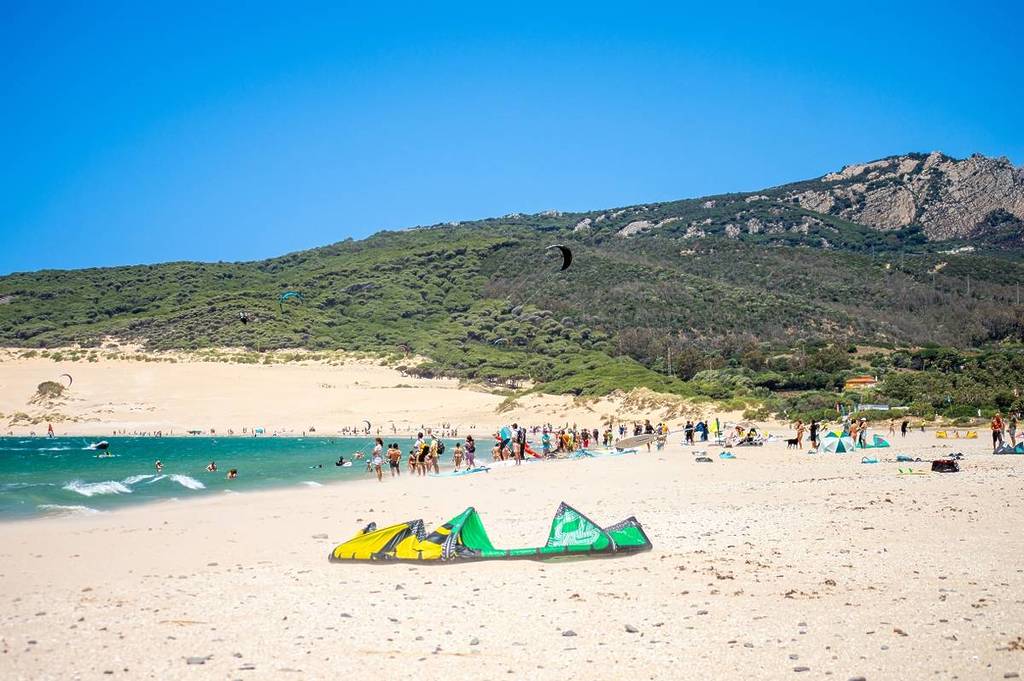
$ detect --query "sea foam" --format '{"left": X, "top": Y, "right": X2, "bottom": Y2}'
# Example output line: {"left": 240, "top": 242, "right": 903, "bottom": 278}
{"left": 167, "top": 474, "right": 205, "bottom": 490}
{"left": 63, "top": 480, "right": 132, "bottom": 497}
{"left": 301, "top": 481, "right": 323, "bottom": 487}
{"left": 38, "top": 504, "right": 102, "bottom": 517}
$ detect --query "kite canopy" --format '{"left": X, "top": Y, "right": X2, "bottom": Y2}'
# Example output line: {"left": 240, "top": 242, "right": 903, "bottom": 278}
{"left": 614, "top": 433, "right": 660, "bottom": 450}
{"left": 279, "top": 291, "right": 303, "bottom": 311}
{"left": 861, "top": 434, "right": 890, "bottom": 449}
{"left": 328, "top": 502, "right": 651, "bottom": 563}
{"left": 546, "top": 244, "right": 573, "bottom": 271}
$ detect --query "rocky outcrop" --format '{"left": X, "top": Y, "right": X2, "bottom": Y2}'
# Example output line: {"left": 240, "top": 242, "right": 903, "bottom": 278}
{"left": 786, "top": 152, "right": 1024, "bottom": 240}
{"left": 616, "top": 217, "right": 683, "bottom": 238}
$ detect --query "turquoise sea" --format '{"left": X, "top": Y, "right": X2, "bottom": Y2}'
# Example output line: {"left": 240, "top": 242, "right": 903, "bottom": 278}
{"left": 0, "top": 436, "right": 457, "bottom": 520}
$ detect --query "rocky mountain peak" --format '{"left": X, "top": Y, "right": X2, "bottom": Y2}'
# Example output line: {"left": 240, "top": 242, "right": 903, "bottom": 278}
{"left": 786, "top": 152, "right": 1024, "bottom": 240}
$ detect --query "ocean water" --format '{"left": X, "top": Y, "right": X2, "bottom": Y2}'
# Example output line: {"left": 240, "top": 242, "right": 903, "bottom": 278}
{"left": 0, "top": 436, "right": 457, "bottom": 520}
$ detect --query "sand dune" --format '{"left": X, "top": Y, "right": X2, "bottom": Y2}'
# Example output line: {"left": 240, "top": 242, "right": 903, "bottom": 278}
{"left": 0, "top": 350, "right": 727, "bottom": 437}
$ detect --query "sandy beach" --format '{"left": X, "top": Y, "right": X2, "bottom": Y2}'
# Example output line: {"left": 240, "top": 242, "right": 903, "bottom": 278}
{"left": 2, "top": 426, "right": 1023, "bottom": 680}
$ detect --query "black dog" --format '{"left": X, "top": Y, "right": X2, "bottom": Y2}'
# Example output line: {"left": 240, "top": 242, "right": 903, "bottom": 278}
{"left": 785, "top": 438, "right": 799, "bottom": 449}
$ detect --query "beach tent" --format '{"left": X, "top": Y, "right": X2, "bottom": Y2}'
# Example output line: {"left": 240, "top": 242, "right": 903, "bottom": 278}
{"left": 328, "top": 502, "right": 652, "bottom": 563}
{"left": 821, "top": 436, "right": 856, "bottom": 453}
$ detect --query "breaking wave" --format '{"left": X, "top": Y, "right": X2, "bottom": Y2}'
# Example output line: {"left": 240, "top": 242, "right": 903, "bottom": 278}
{"left": 62, "top": 480, "right": 132, "bottom": 497}
{"left": 167, "top": 474, "right": 205, "bottom": 490}
{"left": 301, "top": 481, "right": 323, "bottom": 487}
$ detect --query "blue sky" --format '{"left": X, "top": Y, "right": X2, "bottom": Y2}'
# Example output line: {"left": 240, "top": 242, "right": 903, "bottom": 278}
{"left": 1, "top": 1, "right": 1021, "bottom": 273}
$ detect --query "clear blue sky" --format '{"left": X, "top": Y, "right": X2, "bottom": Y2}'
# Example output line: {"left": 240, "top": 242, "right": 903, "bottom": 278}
{"left": 1, "top": 1, "right": 1021, "bottom": 273}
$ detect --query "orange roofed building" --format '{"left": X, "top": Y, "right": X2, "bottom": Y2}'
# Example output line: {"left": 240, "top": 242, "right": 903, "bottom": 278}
{"left": 843, "top": 375, "right": 878, "bottom": 391}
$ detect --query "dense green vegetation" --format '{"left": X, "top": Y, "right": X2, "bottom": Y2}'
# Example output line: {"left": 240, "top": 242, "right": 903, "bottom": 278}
{"left": 2, "top": 174, "right": 1022, "bottom": 419}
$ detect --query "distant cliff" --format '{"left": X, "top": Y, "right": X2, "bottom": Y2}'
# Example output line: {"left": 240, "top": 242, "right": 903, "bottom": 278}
{"left": 782, "top": 152, "right": 1024, "bottom": 241}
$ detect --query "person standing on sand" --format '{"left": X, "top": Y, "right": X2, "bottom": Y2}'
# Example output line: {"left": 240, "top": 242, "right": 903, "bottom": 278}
{"left": 387, "top": 444, "right": 401, "bottom": 477}
{"left": 901, "top": 419, "right": 908, "bottom": 438}
{"left": 809, "top": 419, "right": 819, "bottom": 449}
{"left": 857, "top": 418, "right": 868, "bottom": 448}
{"left": 1009, "top": 416, "right": 1018, "bottom": 447}
{"left": 888, "top": 419, "right": 896, "bottom": 436}
{"left": 683, "top": 420, "right": 694, "bottom": 445}
{"left": 47, "top": 423, "right": 54, "bottom": 438}
{"left": 992, "top": 413, "right": 1005, "bottom": 451}
{"left": 453, "top": 441, "right": 464, "bottom": 471}
{"left": 513, "top": 423, "right": 526, "bottom": 466}
{"left": 372, "top": 439, "right": 384, "bottom": 482}
{"left": 427, "top": 437, "right": 438, "bottom": 475}
{"left": 795, "top": 419, "right": 805, "bottom": 449}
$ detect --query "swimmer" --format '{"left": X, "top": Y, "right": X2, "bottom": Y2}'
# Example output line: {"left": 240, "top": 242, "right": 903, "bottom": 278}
{"left": 206, "top": 461, "right": 217, "bottom": 472}
{"left": 335, "top": 455, "right": 346, "bottom": 467}
{"left": 227, "top": 468, "right": 238, "bottom": 480}
{"left": 155, "top": 460, "right": 164, "bottom": 473}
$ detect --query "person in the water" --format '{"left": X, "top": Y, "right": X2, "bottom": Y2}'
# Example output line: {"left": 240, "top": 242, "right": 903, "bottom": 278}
{"left": 206, "top": 461, "right": 217, "bottom": 472}
{"left": 335, "top": 455, "right": 346, "bottom": 466}
{"left": 227, "top": 469, "right": 238, "bottom": 479}
{"left": 155, "top": 460, "right": 164, "bottom": 473}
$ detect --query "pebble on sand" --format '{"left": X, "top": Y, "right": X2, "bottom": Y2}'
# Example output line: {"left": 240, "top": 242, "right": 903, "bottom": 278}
{"left": 625, "top": 624, "right": 639, "bottom": 633}
{"left": 562, "top": 630, "right": 577, "bottom": 637}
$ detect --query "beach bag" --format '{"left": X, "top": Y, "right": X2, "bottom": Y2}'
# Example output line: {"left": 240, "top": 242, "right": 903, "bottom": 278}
{"left": 930, "top": 459, "right": 959, "bottom": 473}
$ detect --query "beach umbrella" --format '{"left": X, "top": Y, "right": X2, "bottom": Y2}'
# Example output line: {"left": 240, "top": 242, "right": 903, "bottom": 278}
{"left": 822, "top": 436, "right": 856, "bottom": 453}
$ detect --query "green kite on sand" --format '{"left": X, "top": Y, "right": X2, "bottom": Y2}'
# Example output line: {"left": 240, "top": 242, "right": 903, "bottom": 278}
{"left": 328, "top": 502, "right": 652, "bottom": 562}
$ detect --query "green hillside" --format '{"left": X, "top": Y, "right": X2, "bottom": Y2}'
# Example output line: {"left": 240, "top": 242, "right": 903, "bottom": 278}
{"left": 3, "top": 167, "right": 1024, "bottom": 419}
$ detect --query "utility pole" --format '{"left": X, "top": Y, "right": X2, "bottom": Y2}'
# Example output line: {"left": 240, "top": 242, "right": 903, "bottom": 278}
{"left": 667, "top": 345, "right": 673, "bottom": 377}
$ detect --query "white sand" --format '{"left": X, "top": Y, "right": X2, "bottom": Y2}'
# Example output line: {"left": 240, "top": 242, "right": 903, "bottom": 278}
{"left": 2, "top": 429, "right": 1023, "bottom": 680}
{"left": 0, "top": 351, "right": 718, "bottom": 436}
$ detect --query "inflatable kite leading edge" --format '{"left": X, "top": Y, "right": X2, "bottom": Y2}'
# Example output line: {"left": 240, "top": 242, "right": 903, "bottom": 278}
{"left": 328, "top": 502, "right": 651, "bottom": 562}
